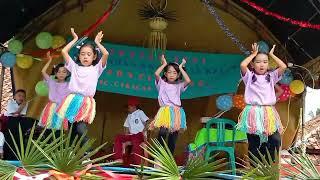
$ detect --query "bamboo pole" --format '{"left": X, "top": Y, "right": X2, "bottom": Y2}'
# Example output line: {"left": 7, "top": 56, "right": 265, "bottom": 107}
{"left": 0, "top": 66, "right": 5, "bottom": 112}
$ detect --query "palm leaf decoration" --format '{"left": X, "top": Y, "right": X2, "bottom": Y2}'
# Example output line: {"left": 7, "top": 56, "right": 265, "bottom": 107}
{"left": 183, "top": 153, "right": 227, "bottom": 179}
{"left": 138, "top": 0, "right": 177, "bottom": 21}
{"left": 6, "top": 123, "right": 61, "bottom": 175}
{"left": 32, "top": 125, "right": 114, "bottom": 175}
{"left": 135, "top": 139, "right": 228, "bottom": 179}
{"left": 282, "top": 148, "right": 320, "bottom": 179}
{"left": 241, "top": 149, "right": 279, "bottom": 180}
{"left": 134, "top": 163, "right": 145, "bottom": 179}
{"left": 0, "top": 160, "right": 17, "bottom": 180}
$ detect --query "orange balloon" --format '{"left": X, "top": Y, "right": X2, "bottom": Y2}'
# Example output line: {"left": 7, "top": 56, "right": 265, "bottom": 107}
{"left": 233, "top": 94, "right": 246, "bottom": 110}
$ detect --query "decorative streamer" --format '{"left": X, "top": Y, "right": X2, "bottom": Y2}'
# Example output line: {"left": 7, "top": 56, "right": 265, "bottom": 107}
{"left": 240, "top": 0, "right": 320, "bottom": 30}
{"left": 202, "top": 0, "right": 250, "bottom": 55}
{"left": 81, "top": 0, "right": 121, "bottom": 37}
{"left": 76, "top": 0, "right": 121, "bottom": 46}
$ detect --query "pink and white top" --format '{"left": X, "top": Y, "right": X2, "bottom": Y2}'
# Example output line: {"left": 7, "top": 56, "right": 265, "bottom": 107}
{"left": 242, "top": 69, "right": 282, "bottom": 106}
{"left": 155, "top": 78, "right": 187, "bottom": 107}
{"left": 65, "top": 59, "right": 106, "bottom": 97}
{"left": 44, "top": 76, "right": 70, "bottom": 104}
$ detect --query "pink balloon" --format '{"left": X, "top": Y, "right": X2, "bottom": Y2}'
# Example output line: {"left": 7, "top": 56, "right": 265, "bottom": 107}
{"left": 278, "top": 84, "right": 290, "bottom": 102}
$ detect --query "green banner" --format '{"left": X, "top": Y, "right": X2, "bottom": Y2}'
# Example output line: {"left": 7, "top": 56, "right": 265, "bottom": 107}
{"left": 72, "top": 43, "right": 243, "bottom": 99}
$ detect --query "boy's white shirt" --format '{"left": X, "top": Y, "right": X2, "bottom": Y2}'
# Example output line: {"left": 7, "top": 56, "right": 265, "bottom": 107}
{"left": 0, "top": 132, "right": 4, "bottom": 153}
{"left": 124, "top": 109, "right": 149, "bottom": 135}
{"left": 4, "top": 99, "right": 28, "bottom": 116}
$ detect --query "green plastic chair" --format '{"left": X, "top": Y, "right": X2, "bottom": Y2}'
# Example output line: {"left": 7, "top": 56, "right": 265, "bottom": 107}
{"left": 204, "top": 118, "right": 236, "bottom": 175}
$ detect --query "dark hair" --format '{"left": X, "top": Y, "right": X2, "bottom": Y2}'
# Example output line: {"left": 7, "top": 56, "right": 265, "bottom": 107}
{"left": 76, "top": 43, "right": 99, "bottom": 66}
{"left": 161, "top": 62, "right": 185, "bottom": 82}
{"left": 128, "top": 105, "right": 141, "bottom": 110}
{"left": 51, "top": 63, "right": 70, "bottom": 80}
{"left": 251, "top": 72, "right": 271, "bottom": 83}
{"left": 15, "top": 89, "right": 26, "bottom": 96}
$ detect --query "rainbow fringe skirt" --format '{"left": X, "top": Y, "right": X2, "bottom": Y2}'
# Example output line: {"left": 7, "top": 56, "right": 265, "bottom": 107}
{"left": 151, "top": 106, "right": 186, "bottom": 132}
{"left": 56, "top": 94, "right": 96, "bottom": 124}
{"left": 38, "top": 101, "right": 68, "bottom": 130}
{"left": 237, "top": 105, "right": 283, "bottom": 142}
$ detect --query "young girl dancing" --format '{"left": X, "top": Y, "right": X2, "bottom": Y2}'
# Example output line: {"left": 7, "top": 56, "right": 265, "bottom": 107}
{"left": 38, "top": 51, "right": 70, "bottom": 130}
{"left": 238, "top": 43, "right": 287, "bottom": 161}
{"left": 57, "top": 28, "right": 109, "bottom": 143}
{"left": 150, "top": 55, "right": 191, "bottom": 154}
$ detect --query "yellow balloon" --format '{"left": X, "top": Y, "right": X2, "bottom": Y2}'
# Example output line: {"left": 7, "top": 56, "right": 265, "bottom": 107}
{"left": 51, "top": 35, "right": 66, "bottom": 49}
{"left": 16, "top": 54, "right": 33, "bottom": 69}
{"left": 289, "top": 80, "right": 305, "bottom": 95}
{"left": 269, "top": 57, "right": 278, "bottom": 69}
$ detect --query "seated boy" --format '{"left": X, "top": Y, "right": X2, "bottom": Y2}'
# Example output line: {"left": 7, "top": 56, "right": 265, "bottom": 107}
{"left": 113, "top": 97, "right": 149, "bottom": 165}
{"left": 1, "top": 89, "right": 28, "bottom": 132}
{"left": 4, "top": 89, "right": 28, "bottom": 117}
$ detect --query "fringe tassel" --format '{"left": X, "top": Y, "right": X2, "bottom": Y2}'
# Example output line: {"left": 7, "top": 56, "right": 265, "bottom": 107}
{"left": 56, "top": 94, "right": 96, "bottom": 124}
{"left": 151, "top": 106, "right": 187, "bottom": 132}
{"left": 237, "top": 105, "right": 282, "bottom": 142}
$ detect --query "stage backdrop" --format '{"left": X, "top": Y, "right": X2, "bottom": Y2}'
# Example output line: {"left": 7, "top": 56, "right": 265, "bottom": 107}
{"left": 70, "top": 43, "right": 244, "bottom": 99}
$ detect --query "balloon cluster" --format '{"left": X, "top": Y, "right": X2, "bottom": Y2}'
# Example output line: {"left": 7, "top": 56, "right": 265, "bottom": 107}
{"left": 36, "top": 32, "right": 66, "bottom": 50}
{"left": 0, "top": 39, "right": 26, "bottom": 68}
{"left": 277, "top": 70, "right": 305, "bottom": 101}
{"left": 0, "top": 32, "right": 66, "bottom": 69}
{"left": 0, "top": 39, "right": 34, "bottom": 69}
{"left": 0, "top": 32, "right": 67, "bottom": 98}
{"left": 216, "top": 94, "right": 246, "bottom": 111}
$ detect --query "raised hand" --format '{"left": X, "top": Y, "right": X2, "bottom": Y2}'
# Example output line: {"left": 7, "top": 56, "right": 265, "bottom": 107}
{"left": 179, "top": 58, "right": 186, "bottom": 69}
{"left": 161, "top": 54, "right": 167, "bottom": 66}
{"left": 46, "top": 51, "right": 52, "bottom": 61}
{"left": 95, "top": 31, "right": 104, "bottom": 44}
{"left": 70, "top": 28, "right": 78, "bottom": 40}
{"left": 269, "top": 45, "right": 276, "bottom": 55}
{"left": 251, "top": 43, "right": 259, "bottom": 56}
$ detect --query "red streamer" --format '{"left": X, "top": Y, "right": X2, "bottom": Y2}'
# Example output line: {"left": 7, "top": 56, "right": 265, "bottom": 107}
{"left": 240, "top": 0, "right": 320, "bottom": 30}
{"left": 81, "top": 0, "right": 120, "bottom": 36}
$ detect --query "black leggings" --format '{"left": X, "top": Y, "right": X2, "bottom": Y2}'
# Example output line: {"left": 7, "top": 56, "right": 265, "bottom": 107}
{"left": 69, "top": 122, "right": 89, "bottom": 146}
{"left": 247, "top": 131, "right": 281, "bottom": 164}
{"left": 157, "top": 127, "right": 179, "bottom": 154}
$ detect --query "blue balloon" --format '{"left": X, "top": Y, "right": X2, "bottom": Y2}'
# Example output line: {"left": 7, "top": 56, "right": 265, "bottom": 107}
{"left": 257, "top": 41, "right": 269, "bottom": 54}
{"left": 0, "top": 52, "right": 16, "bottom": 67}
{"left": 279, "top": 69, "right": 293, "bottom": 85}
{"left": 216, "top": 95, "right": 233, "bottom": 111}
{"left": 283, "top": 69, "right": 292, "bottom": 75}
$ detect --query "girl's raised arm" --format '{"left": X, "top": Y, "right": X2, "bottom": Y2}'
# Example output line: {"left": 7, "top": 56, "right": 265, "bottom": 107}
{"left": 94, "top": 31, "right": 109, "bottom": 67}
{"left": 155, "top": 55, "right": 167, "bottom": 81}
{"left": 240, "top": 43, "right": 258, "bottom": 75}
{"left": 179, "top": 59, "right": 191, "bottom": 87}
{"left": 61, "top": 28, "right": 78, "bottom": 63}
{"left": 41, "top": 51, "right": 52, "bottom": 80}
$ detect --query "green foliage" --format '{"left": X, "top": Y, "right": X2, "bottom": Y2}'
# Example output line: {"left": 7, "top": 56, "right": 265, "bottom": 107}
{"left": 135, "top": 139, "right": 228, "bottom": 179}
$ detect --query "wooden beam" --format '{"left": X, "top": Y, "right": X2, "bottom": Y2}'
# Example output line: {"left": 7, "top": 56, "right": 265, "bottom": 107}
{"left": 302, "top": 56, "right": 320, "bottom": 88}
{"left": 303, "top": 56, "right": 320, "bottom": 74}
{"left": 15, "top": 0, "right": 94, "bottom": 43}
